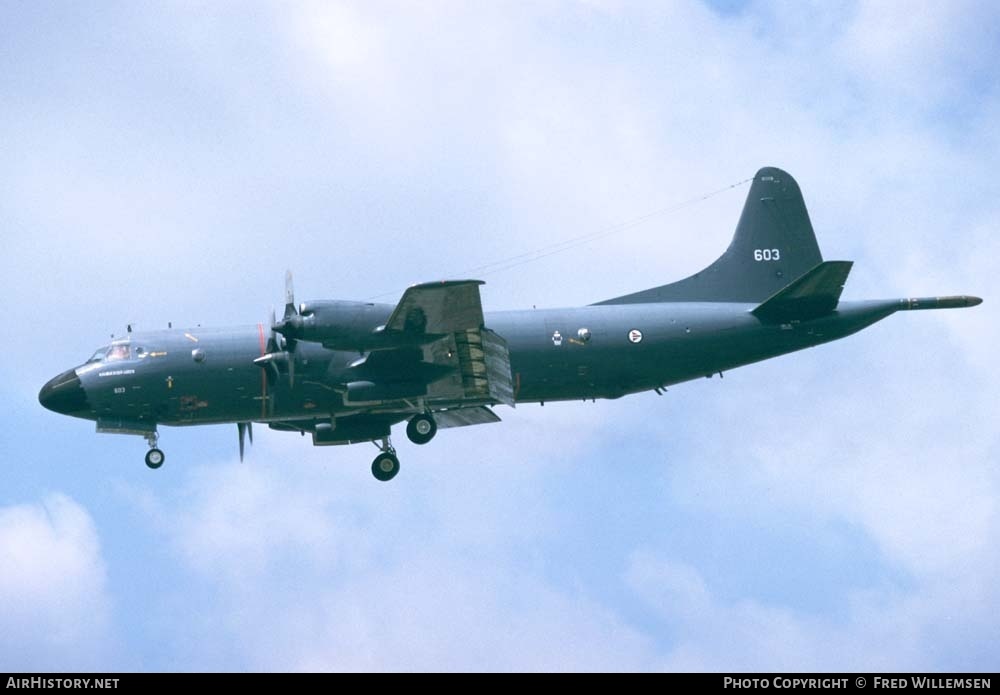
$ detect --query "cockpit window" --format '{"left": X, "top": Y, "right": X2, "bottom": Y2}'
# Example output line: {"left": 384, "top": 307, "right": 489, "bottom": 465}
{"left": 107, "top": 344, "right": 130, "bottom": 361}
{"left": 86, "top": 344, "right": 131, "bottom": 363}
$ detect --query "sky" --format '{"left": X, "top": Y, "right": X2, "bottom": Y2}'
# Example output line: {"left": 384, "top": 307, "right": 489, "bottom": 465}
{"left": 1, "top": 0, "right": 998, "bottom": 672}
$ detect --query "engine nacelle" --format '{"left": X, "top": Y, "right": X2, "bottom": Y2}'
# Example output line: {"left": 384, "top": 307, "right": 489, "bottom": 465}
{"left": 279, "top": 300, "right": 393, "bottom": 351}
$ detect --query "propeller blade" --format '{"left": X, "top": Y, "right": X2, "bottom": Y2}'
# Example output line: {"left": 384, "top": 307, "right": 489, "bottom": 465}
{"left": 284, "top": 270, "right": 296, "bottom": 320}
{"left": 238, "top": 422, "right": 247, "bottom": 462}
{"left": 269, "top": 307, "right": 278, "bottom": 345}
{"left": 248, "top": 422, "right": 253, "bottom": 445}
{"left": 265, "top": 272, "right": 300, "bottom": 390}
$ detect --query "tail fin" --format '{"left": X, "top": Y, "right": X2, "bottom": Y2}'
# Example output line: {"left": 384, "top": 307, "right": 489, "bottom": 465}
{"left": 595, "top": 167, "right": 824, "bottom": 305}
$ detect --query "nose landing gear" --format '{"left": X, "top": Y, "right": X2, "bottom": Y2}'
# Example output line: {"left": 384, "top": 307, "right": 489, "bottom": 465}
{"left": 145, "top": 448, "right": 165, "bottom": 469}
{"left": 144, "top": 431, "right": 165, "bottom": 470}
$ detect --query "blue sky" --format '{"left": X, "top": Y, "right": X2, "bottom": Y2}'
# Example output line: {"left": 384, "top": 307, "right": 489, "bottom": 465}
{"left": 1, "top": 1, "right": 997, "bottom": 671}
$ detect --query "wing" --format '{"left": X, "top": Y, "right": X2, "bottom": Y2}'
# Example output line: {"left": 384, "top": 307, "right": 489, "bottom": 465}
{"left": 346, "top": 280, "right": 514, "bottom": 410}
{"left": 382, "top": 280, "right": 486, "bottom": 337}
{"left": 259, "top": 279, "right": 513, "bottom": 451}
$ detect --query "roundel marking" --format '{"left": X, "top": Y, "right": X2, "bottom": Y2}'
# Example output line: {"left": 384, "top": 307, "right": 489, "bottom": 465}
{"left": 628, "top": 329, "right": 643, "bottom": 344}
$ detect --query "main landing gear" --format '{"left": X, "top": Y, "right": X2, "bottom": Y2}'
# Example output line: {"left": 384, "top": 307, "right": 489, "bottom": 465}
{"left": 406, "top": 413, "right": 437, "bottom": 445}
{"left": 370, "top": 413, "right": 438, "bottom": 481}
{"left": 371, "top": 438, "right": 400, "bottom": 482}
{"left": 144, "top": 431, "right": 165, "bottom": 470}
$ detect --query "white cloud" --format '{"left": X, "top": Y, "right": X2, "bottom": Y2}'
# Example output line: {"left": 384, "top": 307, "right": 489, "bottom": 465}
{"left": 260, "top": 554, "right": 654, "bottom": 672}
{"left": 626, "top": 549, "right": 997, "bottom": 671}
{"left": 835, "top": 0, "right": 1000, "bottom": 105}
{"left": 139, "top": 439, "right": 659, "bottom": 671}
{"left": 0, "top": 494, "right": 113, "bottom": 669}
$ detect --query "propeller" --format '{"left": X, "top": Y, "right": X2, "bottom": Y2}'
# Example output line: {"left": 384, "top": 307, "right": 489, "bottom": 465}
{"left": 255, "top": 271, "right": 301, "bottom": 388}
{"left": 237, "top": 421, "right": 253, "bottom": 462}
{"left": 275, "top": 270, "right": 299, "bottom": 388}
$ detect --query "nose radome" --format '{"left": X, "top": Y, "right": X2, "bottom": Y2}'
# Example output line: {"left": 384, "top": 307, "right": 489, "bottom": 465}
{"left": 39, "top": 369, "right": 89, "bottom": 415}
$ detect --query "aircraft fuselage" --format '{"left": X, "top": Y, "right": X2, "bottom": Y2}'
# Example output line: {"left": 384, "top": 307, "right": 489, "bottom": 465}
{"left": 48, "top": 300, "right": 900, "bottom": 430}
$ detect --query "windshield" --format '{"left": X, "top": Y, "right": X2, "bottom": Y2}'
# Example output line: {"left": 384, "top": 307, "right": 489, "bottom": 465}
{"left": 86, "top": 343, "right": 131, "bottom": 363}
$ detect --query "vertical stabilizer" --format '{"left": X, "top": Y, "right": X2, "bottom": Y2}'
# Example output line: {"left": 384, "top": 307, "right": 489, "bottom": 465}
{"left": 595, "top": 167, "right": 824, "bottom": 305}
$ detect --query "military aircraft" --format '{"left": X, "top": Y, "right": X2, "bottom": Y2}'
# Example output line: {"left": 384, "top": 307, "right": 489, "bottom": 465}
{"left": 39, "top": 167, "right": 981, "bottom": 481}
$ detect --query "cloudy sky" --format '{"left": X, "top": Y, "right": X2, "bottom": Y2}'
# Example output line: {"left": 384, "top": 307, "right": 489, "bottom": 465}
{"left": 1, "top": 0, "right": 997, "bottom": 672}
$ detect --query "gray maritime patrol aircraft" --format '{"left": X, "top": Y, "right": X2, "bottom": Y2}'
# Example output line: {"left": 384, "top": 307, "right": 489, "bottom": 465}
{"left": 40, "top": 167, "right": 981, "bottom": 481}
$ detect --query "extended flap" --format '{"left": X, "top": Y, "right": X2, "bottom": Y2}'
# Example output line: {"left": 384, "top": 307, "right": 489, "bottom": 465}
{"left": 435, "top": 406, "right": 502, "bottom": 429}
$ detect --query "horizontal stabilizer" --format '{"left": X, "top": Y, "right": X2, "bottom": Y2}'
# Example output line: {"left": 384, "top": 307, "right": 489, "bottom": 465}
{"left": 752, "top": 261, "right": 853, "bottom": 322}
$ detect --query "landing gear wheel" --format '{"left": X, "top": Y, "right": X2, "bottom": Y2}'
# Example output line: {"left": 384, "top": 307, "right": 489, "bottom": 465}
{"left": 145, "top": 448, "right": 165, "bottom": 470}
{"left": 371, "top": 452, "right": 400, "bottom": 482}
{"left": 406, "top": 413, "right": 437, "bottom": 445}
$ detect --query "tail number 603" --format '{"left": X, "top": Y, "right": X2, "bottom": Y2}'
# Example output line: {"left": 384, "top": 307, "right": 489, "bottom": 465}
{"left": 754, "top": 248, "right": 781, "bottom": 261}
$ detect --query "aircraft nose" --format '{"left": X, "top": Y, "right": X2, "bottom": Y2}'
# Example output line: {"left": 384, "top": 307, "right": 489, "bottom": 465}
{"left": 39, "top": 369, "right": 89, "bottom": 415}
